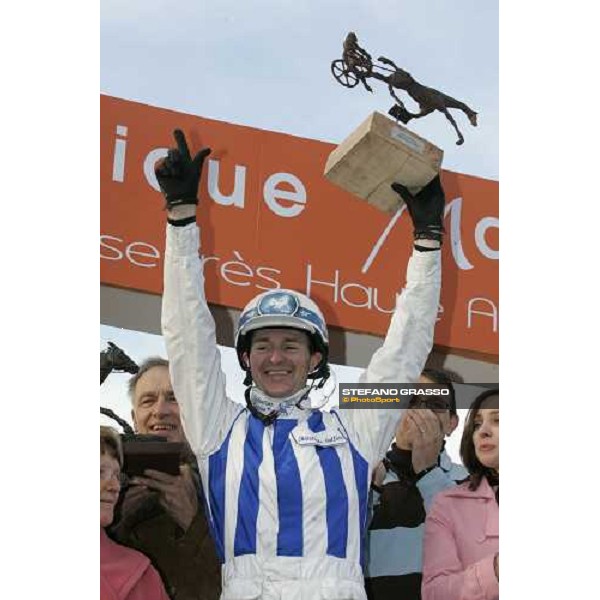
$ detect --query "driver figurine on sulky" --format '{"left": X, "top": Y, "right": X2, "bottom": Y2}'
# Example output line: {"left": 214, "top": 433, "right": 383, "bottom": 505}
{"left": 342, "top": 31, "right": 373, "bottom": 91}
{"left": 155, "top": 129, "right": 444, "bottom": 600}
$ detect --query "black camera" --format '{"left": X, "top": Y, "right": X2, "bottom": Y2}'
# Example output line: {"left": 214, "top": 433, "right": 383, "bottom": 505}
{"left": 121, "top": 435, "right": 184, "bottom": 477}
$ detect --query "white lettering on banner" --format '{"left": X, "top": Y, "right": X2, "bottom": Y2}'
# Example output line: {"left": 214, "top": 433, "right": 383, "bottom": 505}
{"left": 467, "top": 297, "right": 498, "bottom": 332}
{"left": 110, "top": 125, "right": 308, "bottom": 218}
{"left": 143, "top": 148, "right": 169, "bottom": 192}
{"left": 361, "top": 206, "right": 406, "bottom": 273}
{"left": 373, "top": 288, "right": 397, "bottom": 314}
{"left": 306, "top": 265, "right": 395, "bottom": 314}
{"left": 306, "top": 265, "right": 340, "bottom": 303}
{"left": 446, "top": 197, "right": 474, "bottom": 271}
{"left": 263, "top": 173, "right": 307, "bottom": 217}
{"left": 100, "top": 235, "right": 161, "bottom": 268}
{"left": 341, "top": 282, "right": 372, "bottom": 309}
{"left": 202, "top": 252, "right": 282, "bottom": 291}
{"left": 100, "top": 234, "right": 497, "bottom": 339}
{"left": 101, "top": 234, "right": 284, "bottom": 291}
{"left": 107, "top": 127, "right": 497, "bottom": 275}
{"left": 201, "top": 255, "right": 219, "bottom": 268}
{"left": 126, "top": 242, "right": 160, "bottom": 268}
{"left": 220, "top": 251, "right": 253, "bottom": 286}
{"left": 360, "top": 197, "right": 498, "bottom": 274}
{"left": 306, "top": 264, "right": 449, "bottom": 320}
{"left": 207, "top": 160, "right": 246, "bottom": 208}
{"left": 103, "top": 125, "right": 498, "bottom": 342}
{"left": 255, "top": 267, "right": 282, "bottom": 291}
{"left": 475, "top": 216, "right": 499, "bottom": 260}
{"left": 100, "top": 235, "right": 124, "bottom": 261}
{"left": 112, "top": 125, "right": 128, "bottom": 183}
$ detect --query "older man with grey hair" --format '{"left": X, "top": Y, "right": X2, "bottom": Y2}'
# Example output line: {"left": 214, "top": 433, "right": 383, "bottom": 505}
{"left": 109, "top": 357, "right": 221, "bottom": 600}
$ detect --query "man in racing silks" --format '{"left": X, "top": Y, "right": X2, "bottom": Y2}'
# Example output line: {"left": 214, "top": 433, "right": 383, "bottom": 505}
{"left": 156, "top": 129, "right": 444, "bottom": 600}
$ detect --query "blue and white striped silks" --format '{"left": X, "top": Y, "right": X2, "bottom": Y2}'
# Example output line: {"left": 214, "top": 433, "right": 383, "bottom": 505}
{"left": 163, "top": 223, "right": 442, "bottom": 597}
{"left": 203, "top": 408, "right": 369, "bottom": 568}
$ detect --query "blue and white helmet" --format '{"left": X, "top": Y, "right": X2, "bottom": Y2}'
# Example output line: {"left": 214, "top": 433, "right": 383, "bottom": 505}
{"left": 235, "top": 289, "right": 329, "bottom": 380}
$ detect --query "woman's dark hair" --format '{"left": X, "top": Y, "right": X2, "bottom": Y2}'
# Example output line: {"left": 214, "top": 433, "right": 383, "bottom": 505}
{"left": 421, "top": 368, "right": 458, "bottom": 415}
{"left": 460, "top": 388, "right": 499, "bottom": 490}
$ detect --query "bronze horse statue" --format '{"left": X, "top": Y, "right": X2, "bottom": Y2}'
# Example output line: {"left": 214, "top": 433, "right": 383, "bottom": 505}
{"left": 332, "top": 34, "right": 478, "bottom": 145}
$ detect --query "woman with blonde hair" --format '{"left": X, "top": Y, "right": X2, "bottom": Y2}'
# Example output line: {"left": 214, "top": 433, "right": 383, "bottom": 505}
{"left": 422, "top": 389, "right": 499, "bottom": 600}
{"left": 100, "top": 426, "right": 169, "bottom": 600}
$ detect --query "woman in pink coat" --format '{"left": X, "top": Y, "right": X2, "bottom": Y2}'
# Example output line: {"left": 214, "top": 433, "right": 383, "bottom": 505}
{"left": 422, "top": 389, "right": 499, "bottom": 600}
{"left": 100, "top": 426, "right": 170, "bottom": 600}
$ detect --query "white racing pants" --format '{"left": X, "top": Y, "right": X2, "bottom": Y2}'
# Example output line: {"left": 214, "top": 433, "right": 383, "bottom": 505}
{"left": 221, "top": 554, "right": 366, "bottom": 600}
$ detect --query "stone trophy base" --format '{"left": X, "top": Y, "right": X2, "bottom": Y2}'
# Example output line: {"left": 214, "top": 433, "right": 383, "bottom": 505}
{"left": 324, "top": 112, "right": 444, "bottom": 213}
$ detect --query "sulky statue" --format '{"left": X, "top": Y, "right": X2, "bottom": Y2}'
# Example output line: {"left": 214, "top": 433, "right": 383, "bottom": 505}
{"left": 331, "top": 33, "right": 478, "bottom": 145}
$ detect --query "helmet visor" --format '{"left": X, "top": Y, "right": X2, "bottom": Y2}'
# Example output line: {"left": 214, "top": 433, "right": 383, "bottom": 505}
{"left": 238, "top": 291, "right": 326, "bottom": 338}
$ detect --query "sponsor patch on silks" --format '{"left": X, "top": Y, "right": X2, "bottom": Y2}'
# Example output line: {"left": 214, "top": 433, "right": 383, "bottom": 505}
{"left": 290, "top": 422, "right": 349, "bottom": 447}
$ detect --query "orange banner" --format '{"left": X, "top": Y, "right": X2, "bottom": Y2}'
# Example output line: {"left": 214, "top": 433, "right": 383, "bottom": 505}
{"left": 101, "top": 95, "right": 498, "bottom": 358}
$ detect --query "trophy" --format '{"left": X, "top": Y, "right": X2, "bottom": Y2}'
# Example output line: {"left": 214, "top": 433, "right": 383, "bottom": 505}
{"left": 325, "top": 32, "right": 478, "bottom": 213}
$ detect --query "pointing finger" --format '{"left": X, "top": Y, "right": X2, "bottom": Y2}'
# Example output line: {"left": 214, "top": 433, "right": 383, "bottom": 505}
{"left": 173, "top": 129, "right": 191, "bottom": 161}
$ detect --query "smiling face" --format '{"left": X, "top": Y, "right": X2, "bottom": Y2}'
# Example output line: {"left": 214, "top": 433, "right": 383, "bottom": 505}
{"left": 131, "top": 365, "right": 185, "bottom": 442}
{"left": 473, "top": 400, "right": 499, "bottom": 471}
{"left": 100, "top": 452, "right": 121, "bottom": 528}
{"left": 244, "top": 328, "right": 322, "bottom": 398}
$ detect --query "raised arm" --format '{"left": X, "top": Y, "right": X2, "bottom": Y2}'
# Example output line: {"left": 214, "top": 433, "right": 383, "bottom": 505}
{"left": 339, "top": 177, "right": 445, "bottom": 465}
{"left": 157, "top": 130, "right": 242, "bottom": 457}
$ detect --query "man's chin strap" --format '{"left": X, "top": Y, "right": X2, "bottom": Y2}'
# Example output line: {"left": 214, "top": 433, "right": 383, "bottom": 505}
{"left": 245, "top": 386, "right": 312, "bottom": 426}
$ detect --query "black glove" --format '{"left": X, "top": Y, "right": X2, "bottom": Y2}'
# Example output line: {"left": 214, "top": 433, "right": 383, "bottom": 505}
{"left": 154, "top": 129, "right": 211, "bottom": 209}
{"left": 391, "top": 175, "right": 445, "bottom": 247}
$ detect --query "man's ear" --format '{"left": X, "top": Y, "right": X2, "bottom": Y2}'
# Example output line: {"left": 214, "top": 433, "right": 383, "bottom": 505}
{"left": 447, "top": 413, "right": 459, "bottom": 435}
{"left": 309, "top": 352, "right": 323, "bottom": 372}
{"left": 131, "top": 408, "right": 138, "bottom": 431}
{"left": 242, "top": 351, "right": 251, "bottom": 369}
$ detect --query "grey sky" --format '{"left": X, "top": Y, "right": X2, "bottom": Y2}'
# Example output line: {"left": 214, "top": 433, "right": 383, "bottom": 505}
{"left": 101, "top": 0, "right": 498, "bottom": 179}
